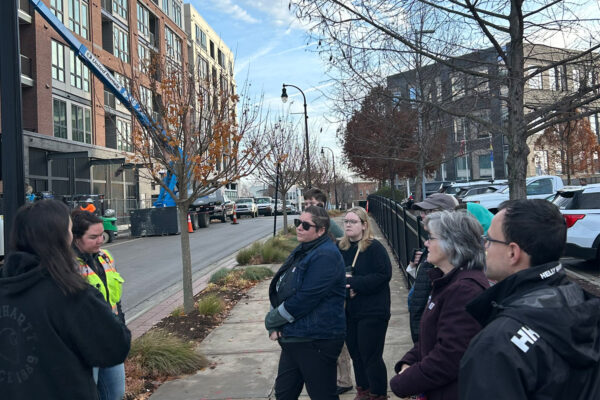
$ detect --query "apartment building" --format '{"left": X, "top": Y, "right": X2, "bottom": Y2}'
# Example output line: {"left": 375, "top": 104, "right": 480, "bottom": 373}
{"left": 10, "top": 0, "right": 234, "bottom": 220}
{"left": 387, "top": 44, "right": 600, "bottom": 182}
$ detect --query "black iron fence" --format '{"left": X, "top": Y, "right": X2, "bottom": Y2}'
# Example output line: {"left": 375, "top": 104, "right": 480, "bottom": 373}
{"left": 367, "top": 195, "right": 429, "bottom": 285}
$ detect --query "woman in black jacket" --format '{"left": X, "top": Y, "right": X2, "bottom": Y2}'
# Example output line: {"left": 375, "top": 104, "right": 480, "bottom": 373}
{"left": 0, "top": 200, "right": 131, "bottom": 399}
{"left": 338, "top": 207, "right": 392, "bottom": 400}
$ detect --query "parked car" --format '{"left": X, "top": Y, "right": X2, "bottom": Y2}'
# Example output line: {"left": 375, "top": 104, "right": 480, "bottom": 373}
{"left": 551, "top": 184, "right": 600, "bottom": 264}
{"left": 462, "top": 175, "right": 564, "bottom": 213}
{"left": 456, "top": 185, "right": 502, "bottom": 201}
{"left": 424, "top": 181, "right": 452, "bottom": 196}
{"left": 235, "top": 198, "right": 258, "bottom": 218}
{"left": 190, "top": 190, "right": 234, "bottom": 222}
{"left": 256, "top": 196, "right": 274, "bottom": 216}
{"left": 286, "top": 201, "right": 298, "bottom": 214}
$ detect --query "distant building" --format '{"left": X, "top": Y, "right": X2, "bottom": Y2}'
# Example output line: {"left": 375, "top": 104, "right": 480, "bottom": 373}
{"left": 387, "top": 43, "right": 600, "bottom": 182}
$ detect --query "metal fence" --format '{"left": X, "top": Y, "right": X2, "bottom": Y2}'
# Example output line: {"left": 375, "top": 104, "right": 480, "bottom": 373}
{"left": 367, "top": 195, "right": 429, "bottom": 285}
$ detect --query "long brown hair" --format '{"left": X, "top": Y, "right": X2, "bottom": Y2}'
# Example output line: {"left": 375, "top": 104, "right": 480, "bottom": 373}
{"left": 10, "top": 200, "right": 86, "bottom": 295}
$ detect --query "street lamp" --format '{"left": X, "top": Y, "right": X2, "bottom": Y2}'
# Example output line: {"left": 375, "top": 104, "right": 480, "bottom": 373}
{"left": 321, "top": 146, "right": 338, "bottom": 209}
{"left": 281, "top": 83, "right": 311, "bottom": 188}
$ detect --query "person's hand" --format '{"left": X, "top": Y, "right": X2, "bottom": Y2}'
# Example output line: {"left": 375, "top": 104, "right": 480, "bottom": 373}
{"left": 412, "top": 251, "right": 423, "bottom": 266}
{"left": 269, "top": 331, "right": 281, "bottom": 341}
{"left": 349, "top": 289, "right": 357, "bottom": 298}
{"left": 398, "top": 364, "right": 410, "bottom": 374}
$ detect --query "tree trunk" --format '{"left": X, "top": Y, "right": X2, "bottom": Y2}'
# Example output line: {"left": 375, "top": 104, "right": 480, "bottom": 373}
{"left": 177, "top": 204, "right": 194, "bottom": 314}
{"left": 507, "top": 2, "right": 528, "bottom": 200}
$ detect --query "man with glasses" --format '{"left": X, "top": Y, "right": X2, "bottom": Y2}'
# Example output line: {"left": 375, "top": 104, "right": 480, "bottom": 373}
{"left": 460, "top": 199, "right": 600, "bottom": 399}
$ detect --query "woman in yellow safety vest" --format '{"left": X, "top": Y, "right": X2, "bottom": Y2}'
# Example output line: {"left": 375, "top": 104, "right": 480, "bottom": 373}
{"left": 72, "top": 210, "right": 126, "bottom": 400}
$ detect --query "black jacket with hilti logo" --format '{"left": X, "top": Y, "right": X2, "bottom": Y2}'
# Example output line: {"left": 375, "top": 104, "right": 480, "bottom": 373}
{"left": 459, "top": 262, "right": 600, "bottom": 400}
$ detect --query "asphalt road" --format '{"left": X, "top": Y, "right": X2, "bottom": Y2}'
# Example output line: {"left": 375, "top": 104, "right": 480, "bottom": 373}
{"left": 104, "top": 215, "right": 287, "bottom": 320}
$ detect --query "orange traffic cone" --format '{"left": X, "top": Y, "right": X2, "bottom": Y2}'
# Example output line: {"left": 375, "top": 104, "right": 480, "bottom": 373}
{"left": 231, "top": 204, "right": 239, "bottom": 225}
{"left": 187, "top": 214, "right": 194, "bottom": 233}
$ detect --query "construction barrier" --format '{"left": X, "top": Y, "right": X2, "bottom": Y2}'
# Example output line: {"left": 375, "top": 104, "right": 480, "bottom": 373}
{"left": 231, "top": 204, "right": 239, "bottom": 225}
{"left": 187, "top": 213, "right": 194, "bottom": 233}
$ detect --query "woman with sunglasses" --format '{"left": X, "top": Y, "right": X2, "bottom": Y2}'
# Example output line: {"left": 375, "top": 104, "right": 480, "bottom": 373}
{"left": 390, "top": 211, "right": 488, "bottom": 400}
{"left": 337, "top": 207, "right": 392, "bottom": 400}
{"left": 265, "top": 205, "right": 346, "bottom": 399}
{"left": 0, "top": 200, "right": 130, "bottom": 399}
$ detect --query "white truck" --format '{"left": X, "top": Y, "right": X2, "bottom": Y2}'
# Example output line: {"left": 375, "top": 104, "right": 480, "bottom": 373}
{"left": 462, "top": 175, "right": 564, "bottom": 213}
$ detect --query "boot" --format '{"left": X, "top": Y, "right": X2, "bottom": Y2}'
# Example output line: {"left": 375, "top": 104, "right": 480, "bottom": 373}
{"left": 353, "top": 386, "right": 371, "bottom": 400}
{"left": 368, "top": 394, "right": 388, "bottom": 400}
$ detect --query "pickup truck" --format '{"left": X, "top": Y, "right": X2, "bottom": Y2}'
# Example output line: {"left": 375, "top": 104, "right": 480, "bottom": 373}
{"left": 462, "top": 175, "right": 564, "bottom": 213}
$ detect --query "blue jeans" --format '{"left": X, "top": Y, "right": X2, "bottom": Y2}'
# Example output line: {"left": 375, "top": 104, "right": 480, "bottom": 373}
{"left": 93, "top": 363, "right": 126, "bottom": 400}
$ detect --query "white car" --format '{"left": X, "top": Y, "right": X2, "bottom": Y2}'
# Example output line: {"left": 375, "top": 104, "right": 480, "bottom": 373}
{"left": 462, "top": 175, "right": 564, "bottom": 212}
{"left": 235, "top": 198, "right": 258, "bottom": 218}
{"left": 552, "top": 184, "right": 600, "bottom": 264}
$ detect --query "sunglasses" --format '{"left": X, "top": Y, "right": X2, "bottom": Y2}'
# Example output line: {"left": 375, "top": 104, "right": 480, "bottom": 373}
{"left": 294, "top": 218, "right": 317, "bottom": 230}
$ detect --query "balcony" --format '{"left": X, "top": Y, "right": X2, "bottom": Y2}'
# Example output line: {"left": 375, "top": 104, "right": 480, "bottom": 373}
{"left": 20, "top": 55, "right": 33, "bottom": 87}
{"left": 18, "top": 0, "right": 32, "bottom": 23}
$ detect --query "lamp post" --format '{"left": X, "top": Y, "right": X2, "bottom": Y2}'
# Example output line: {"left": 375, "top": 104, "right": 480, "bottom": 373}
{"left": 321, "top": 146, "right": 338, "bottom": 209}
{"left": 281, "top": 83, "right": 311, "bottom": 188}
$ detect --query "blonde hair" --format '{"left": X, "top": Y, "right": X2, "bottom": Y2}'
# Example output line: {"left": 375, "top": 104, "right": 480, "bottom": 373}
{"left": 338, "top": 206, "right": 373, "bottom": 252}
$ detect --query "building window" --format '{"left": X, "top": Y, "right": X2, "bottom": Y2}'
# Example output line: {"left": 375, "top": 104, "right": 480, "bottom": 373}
{"left": 69, "top": 49, "right": 90, "bottom": 91}
{"left": 53, "top": 98, "right": 68, "bottom": 138}
{"left": 218, "top": 49, "right": 225, "bottom": 67}
{"left": 195, "top": 25, "right": 207, "bottom": 50}
{"left": 528, "top": 68, "right": 543, "bottom": 89}
{"left": 140, "top": 86, "right": 153, "bottom": 112}
{"left": 51, "top": 40, "right": 65, "bottom": 82}
{"left": 116, "top": 118, "right": 132, "bottom": 152}
{"left": 478, "top": 154, "right": 492, "bottom": 177}
{"left": 165, "top": 27, "right": 181, "bottom": 63}
{"left": 50, "top": 0, "right": 64, "bottom": 22}
{"left": 455, "top": 156, "right": 470, "bottom": 179}
{"left": 71, "top": 104, "right": 92, "bottom": 143}
{"left": 173, "top": 2, "right": 181, "bottom": 26}
{"left": 137, "top": 42, "right": 150, "bottom": 72}
{"left": 113, "top": 26, "right": 130, "bottom": 63}
{"left": 112, "top": 0, "right": 128, "bottom": 20}
{"left": 572, "top": 69, "right": 581, "bottom": 91}
{"left": 137, "top": 3, "right": 150, "bottom": 39}
{"left": 210, "top": 41, "right": 215, "bottom": 59}
{"left": 450, "top": 73, "right": 463, "bottom": 98}
{"left": 197, "top": 56, "right": 209, "bottom": 81}
{"left": 162, "top": 0, "right": 169, "bottom": 15}
{"left": 68, "top": 0, "right": 88, "bottom": 39}
{"left": 453, "top": 117, "right": 464, "bottom": 142}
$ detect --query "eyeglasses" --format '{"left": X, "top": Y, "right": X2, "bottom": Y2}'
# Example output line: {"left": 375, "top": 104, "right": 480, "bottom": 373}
{"left": 294, "top": 219, "right": 317, "bottom": 230}
{"left": 343, "top": 219, "right": 362, "bottom": 225}
{"left": 481, "top": 234, "right": 511, "bottom": 249}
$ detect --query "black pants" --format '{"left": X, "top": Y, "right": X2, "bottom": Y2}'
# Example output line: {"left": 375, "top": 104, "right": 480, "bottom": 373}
{"left": 346, "top": 317, "right": 389, "bottom": 396}
{"left": 275, "top": 339, "right": 344, "bottom": 400}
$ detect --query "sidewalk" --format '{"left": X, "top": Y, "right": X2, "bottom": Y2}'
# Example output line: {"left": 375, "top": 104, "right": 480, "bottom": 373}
{"left": 146, "top": 217, "right": 413, "bottom": 399}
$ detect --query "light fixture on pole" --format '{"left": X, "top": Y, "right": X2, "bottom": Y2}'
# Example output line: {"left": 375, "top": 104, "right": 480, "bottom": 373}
{"left": 281, "top": 83, "right": 311, "bottom": 188}
{"left": 321, "top": 146, "right": 338, "bottom": 209}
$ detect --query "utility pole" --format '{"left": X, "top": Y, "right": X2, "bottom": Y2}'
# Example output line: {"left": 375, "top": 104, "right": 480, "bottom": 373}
{"left": 1, "top": 0, "right": 26, "bottom": 247}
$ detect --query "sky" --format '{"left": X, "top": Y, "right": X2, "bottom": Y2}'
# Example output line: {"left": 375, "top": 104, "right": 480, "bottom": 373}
{"left": 188, "top": 0, "right": 345, "bottom": 175}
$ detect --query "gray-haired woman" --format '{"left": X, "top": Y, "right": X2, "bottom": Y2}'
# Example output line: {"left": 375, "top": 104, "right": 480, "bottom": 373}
{"left": 390, "top": 211, "right": 489, "bottom": 400}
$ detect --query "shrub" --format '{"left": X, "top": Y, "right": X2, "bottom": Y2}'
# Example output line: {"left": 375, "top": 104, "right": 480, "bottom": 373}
{"left": 236, "top": 242, "right": 262, "bottom": 265}
{"left": 268, "top": 236, "right": 297, "bottom": 253}
{"left": 209, "top": 268, "right": 231, "bottom": 284}
{"left": 170, "top": 307, "right": 184, "bottom": 317}
{"left": 129, "top": 330, "right": 208, "bottom": 378}
{"left": 240, "top": 266, "right": 274, "bottom": 281}
{"left": 261, "top": 242, "right": 288, "bottom": 264}
{"left": 196, "top": 294, "right": 224, "bottom": 316}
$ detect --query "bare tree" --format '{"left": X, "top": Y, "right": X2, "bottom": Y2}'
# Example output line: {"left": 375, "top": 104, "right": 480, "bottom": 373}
{"left": 127, "top": 55, "right": 269, "bottom": 313}
{"left": 256, "top": 117, "right": 306, "bottom": 230}
{"left": 291, "top": 0, "right": 600, "bottom": 198}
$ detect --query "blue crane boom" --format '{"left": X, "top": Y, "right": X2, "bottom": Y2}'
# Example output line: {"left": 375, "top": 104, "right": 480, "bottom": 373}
{"left": 29, "top": 0, "right": 177, "bottom": 207}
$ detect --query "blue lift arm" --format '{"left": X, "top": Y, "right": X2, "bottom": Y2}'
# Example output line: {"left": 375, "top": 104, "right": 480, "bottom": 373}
{"left": 30, "top": 0, "right": 177, "bottom": 207}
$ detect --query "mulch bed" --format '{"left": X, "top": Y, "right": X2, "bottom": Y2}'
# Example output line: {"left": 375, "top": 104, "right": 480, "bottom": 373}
{"left": 124, "top": 278, "right": 261, "bottom": 399}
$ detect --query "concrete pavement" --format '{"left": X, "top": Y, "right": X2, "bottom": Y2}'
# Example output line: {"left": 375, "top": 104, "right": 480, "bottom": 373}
{"left": 143, "top": 218, "right": 413, "bottom": 399}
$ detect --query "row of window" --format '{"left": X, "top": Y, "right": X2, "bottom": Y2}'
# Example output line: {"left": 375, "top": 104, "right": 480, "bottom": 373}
{"left": 53, "top": 98, "right": 92, "bottom": 144}
{"left": 51, "top": 40, "right": 90, "bottom": 92}
{"left": 527, "top": 66, "right": 596, "bottom": 92}
{"left": 51, "top": 0, "right": 89, "bottom": 39}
